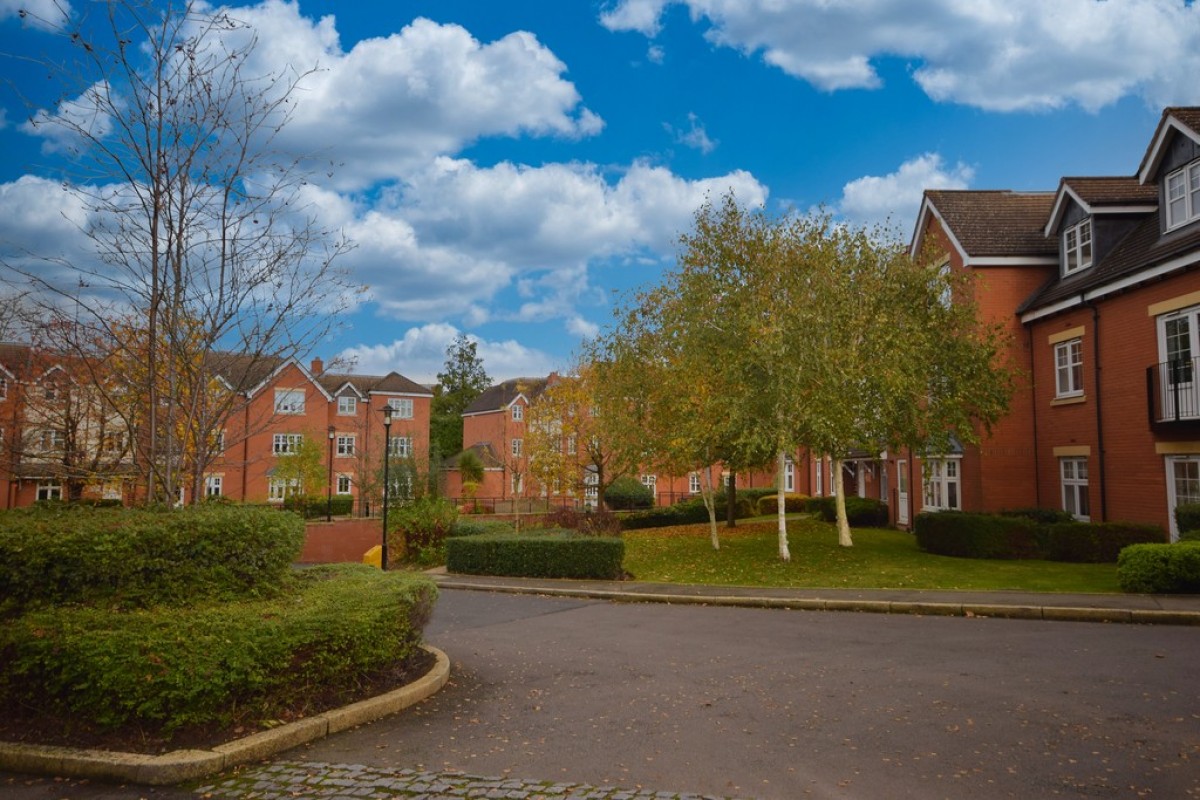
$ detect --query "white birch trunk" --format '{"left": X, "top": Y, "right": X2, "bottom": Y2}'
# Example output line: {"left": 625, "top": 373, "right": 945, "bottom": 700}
{"left": 701, "top": 465, "right": 720, "bottom": 550}
{"left": 833, "top": 457, "right": 853, "bottom": 547}
{"left": 776, "top": 449, "right": 791, "bottom": 561}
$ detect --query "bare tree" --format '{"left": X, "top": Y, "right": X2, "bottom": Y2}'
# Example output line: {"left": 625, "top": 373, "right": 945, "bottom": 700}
{"left": 3, "top": 0, "right": 359, "bottom": 504}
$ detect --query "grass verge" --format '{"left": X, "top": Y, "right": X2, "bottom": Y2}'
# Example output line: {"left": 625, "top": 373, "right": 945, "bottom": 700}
{"left": 623, "top": 517, "right": 1121, "bottom": 593}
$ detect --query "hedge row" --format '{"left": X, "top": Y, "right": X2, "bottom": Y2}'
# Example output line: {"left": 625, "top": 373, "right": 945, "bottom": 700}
{"left": 755, "top": 493, "right": 810, "bottom": 515}
{"left": 914, "top": 511, "right": 1167, "bottom": 562}
{"left": 283, "top": 494, "right": 355, "bottom": 518}
{"left": 0, "top": 505, "right": 305, "bottom": 610}
{"left": 0, "top": 565, "right": 436, "bottom": 732}
{"left": 620, "top": 492, "right": 760, "bottom": 530}
{"left": 446, "top": 531, "right": 624, "bottom": 579}
{"left": 1117, "top": 542, "right": 1200, "bottom": 593}
{"left": 806, "top": 496, "right": 890, "bottom": 528}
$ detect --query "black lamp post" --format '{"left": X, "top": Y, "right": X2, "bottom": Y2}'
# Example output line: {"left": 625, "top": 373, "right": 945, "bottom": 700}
{"left": 380, "top": 405, "right": 393, "bottom": 571}
{"left": 326, "top": 426, "right": 335, "bottom": 522}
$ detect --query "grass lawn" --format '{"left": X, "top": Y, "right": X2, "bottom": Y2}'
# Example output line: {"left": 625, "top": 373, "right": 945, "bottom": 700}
{"left": 623, "top": 516, "right": 1122, "bottom": 593}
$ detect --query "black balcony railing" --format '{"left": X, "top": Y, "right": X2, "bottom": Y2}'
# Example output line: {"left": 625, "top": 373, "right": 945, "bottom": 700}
{"left": 1147, "top": 358, "right": 1200, "bottom": 428}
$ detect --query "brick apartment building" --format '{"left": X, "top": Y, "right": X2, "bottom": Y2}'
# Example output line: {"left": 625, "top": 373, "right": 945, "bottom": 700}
{"left": 0, "top": 349, "right": 431, "bottom": 511}
{"left": 857, "top": 106, "right": 1200, "bottom": 538}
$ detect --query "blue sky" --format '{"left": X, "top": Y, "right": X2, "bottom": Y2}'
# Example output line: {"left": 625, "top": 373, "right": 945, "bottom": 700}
{"left": 2, "top": 0, "right": 1198, "bottom": 383}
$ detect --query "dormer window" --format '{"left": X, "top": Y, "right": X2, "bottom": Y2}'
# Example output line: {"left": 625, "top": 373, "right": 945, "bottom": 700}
{"left": 1166, "top": 160, "right": 1200, "bottom": 230}
{"left": 1064, "top": 219, "right": 1092, "bottom": 275}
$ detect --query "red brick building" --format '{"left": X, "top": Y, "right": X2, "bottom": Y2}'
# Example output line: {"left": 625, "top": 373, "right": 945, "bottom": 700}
{"left": 884, "top": 106, "right": 1200, "bottom": 538}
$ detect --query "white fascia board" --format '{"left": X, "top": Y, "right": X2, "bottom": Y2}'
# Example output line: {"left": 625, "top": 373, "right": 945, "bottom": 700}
{"left": 910, "top": 199, "right": 970, "bottom": 266}
{"left": 333, "top": 382, "right": 365, "bottom": 399}
{"left": 1044, "top": 184, "right": 1083, "bottom": 237}
{"left": 1139, "top": 115, "right": 1200, "bottom": 184}
{"left": 248, "top": 358, "right": 333, "bottom": 402}
{"left": 1021, "top": 250, "right": 1200, "bottom": 323}
{"left": 966, "top": 256, "right": 1058, "bottom": 267}
{"left": 370, "top": 388, "right": 434, "bottom": 399}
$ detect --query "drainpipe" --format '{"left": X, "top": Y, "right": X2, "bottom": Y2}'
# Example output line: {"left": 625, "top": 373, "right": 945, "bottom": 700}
{"left": 241, "top": 396, "right": 250, "bottom": 501}
{"left": 1027, "top": 325, "right": 1041, "bottom": 508}
{"left": 1085, "top": 300, "right": 1108, "bottom": 521}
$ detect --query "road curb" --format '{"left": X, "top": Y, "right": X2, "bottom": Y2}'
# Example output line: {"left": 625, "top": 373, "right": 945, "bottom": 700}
{"left": 0, "top": 645, "right": 450, "bottom": 786}
{"left": 433, "top": 579, "right": 1200, "bottom": 626}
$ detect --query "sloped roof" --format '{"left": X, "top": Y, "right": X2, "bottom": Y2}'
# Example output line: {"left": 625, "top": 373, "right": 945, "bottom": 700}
{"left": 1044, "top": 176, "right": 1158, "bottom": 236}
{"left": 915, "top": 190, "right": 1057, "bottom": 262}
{"left": 1138, "top": 106, "right": 1200, "bottom": 183}
{"left": 318, "top": 371, "right": 431, "bottom": 397}
{"left": 463, "top": 377, "right": 549, "bottom": 416}
{"left": 443, "top": 441, "right": 504, "bottom": 470}
{"left": 207, "top": 352, "right": 285, "bottom": 393}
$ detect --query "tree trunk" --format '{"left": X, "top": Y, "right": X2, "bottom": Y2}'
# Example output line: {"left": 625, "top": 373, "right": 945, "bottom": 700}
{"left": 833, "top": 457, "right": 853, "bottom": 547}
{"left": 776, "top": 450, "right": 791, "bottom": 561}
{"left": 725, "top": 470, "right": 737, "bottom": 528}
{"left": 701, "top": 465, "right": 720, "bottom": 550}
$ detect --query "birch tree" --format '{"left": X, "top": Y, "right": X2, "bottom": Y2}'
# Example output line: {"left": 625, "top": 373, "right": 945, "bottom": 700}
{"left": 3, "top": 0, "right": 358, "bottom": 504}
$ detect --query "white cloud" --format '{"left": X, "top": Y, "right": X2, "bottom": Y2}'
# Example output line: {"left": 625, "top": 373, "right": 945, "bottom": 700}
{"left": 212, "top": 2, "right": 603, "bottom": 189}
{"left": 666, "top": 112, "right": 717, "bottom": 154}
{"left": 0, "top": 0, "right": 70, "bottom": 31}
{"left": 647, "top": 44, "right": 665, "bottom": 64}
{"left": 600, "top": 0, "right": 1200, "bottom": 111}
{"left": 337, "top": 324, "right": 555, "bottom": 383}
{"left": 567, "top": 315, "right": 601, "bottom": 339}
{"left": 835, "top": 153, "right": 974, "bottom": 233}
{"left": 21, "top": 83, "right": 113, "bottom": 155}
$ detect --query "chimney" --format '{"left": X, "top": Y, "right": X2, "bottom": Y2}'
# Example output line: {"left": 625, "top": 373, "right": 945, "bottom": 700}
{"left": 310, "top": 357, "right": 324, "bottom": 375}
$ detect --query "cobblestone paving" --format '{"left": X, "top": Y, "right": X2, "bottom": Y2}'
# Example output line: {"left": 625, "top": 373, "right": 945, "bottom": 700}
{"left": 195, "top": 761, "right": 745, "bottom": 800}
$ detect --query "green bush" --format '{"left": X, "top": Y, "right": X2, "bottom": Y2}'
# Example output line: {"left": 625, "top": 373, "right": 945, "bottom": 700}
{"left": 542, "top": 506, "right": 622, "bottom": 535}
{"left": 756, "top": 493, "right": 810, "bottom": 515}
{"left": 1175, "top": 503, "right": 1200, "bottom": 537}
{"left": 807, "top": 496, "right": 890, "bottom": 528}
{"left": 391, "top": 496, "right": 458, "bottom": 566}
{"left": 604, "top": 476, "right": 655, "bottom": 510}
{"left": 0, "top": 505, "right": 304, "bottom": 611}
{"left": 1041, "top": 521, "right": 1166, "bottom": 563}
{"left": 999, "top": 507, "right": 1077, "bottom": 524}
{"left": 621, "top": 490, "right": 763, "bottom": 530}
{"left": 914, "top": 511, "right": 1041, "bottom": 559}
{"left": 1117, "top": 542, "right": 1200, "bottom": 593}
{"left": 282, "top": 494, "right": 355, "bottom": 518}
{"left": 449, "top": 519, "right": 515, "bottom": 537}
{"left": 446, "top": 531, "right": 624, "bottom": 579}
{"left": 0, "top": 565, "right": 435, "bottom": 732}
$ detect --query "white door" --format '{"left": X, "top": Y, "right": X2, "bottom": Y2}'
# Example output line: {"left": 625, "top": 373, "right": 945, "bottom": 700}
{"left": 897, "top": 459, "right": 910, "bottom": 525}
{"left": 1165, "top": 455, "right": 1200, "bottom": 541}
{"left": 1159, "top": 307, "right": 1200, "bottom": 420}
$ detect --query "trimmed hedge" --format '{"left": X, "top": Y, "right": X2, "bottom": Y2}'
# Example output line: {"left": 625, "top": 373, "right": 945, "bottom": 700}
{"left": 0, "top": 565, "right": 435, "bottom": 732}
{"left": 1175, "top": 503, "right": 1200, "bottom": 537}
{"left": 1118, "top": 542, "right": 1200, "bottom": 593}
{"left": 806, "top": 496, "right": 890, "bottom": 528}
{"left": 449, "top": 519, "right": 516, "bottom": 537}
{"left": 284, "top": 494, "right": 354, "bottom": 518}
{"left": 0, "top": 505, "right": 304, "bottom": 610}
{"left": 915, "top": 512, "right": 1167, "bottom": 562}
{"left": 604, "top": 476, "right": 655, "bottom": 510}
{"left": 755, "top": 493, "right": 810, "bottom": 515}
{"left": 446, "top": 531, "right": 624, "bottom": 579}
{"left": 998, "top": 507, "right": 1076, "bottom": 524}
{"left": 620, "top": 491, "right": 760, "bottom": 530}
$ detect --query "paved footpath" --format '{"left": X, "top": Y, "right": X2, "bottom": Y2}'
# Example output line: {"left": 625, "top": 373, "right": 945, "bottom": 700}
{"left": 196, "top": 761, "right": 740, "bottom": 800}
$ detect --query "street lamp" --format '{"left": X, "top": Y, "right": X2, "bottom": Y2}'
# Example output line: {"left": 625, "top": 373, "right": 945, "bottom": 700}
{"left": 380, "top": 405, "right": 394, "bottom": 571}
{"left": 326, "top": 426, "right": 335, "bottom": 522}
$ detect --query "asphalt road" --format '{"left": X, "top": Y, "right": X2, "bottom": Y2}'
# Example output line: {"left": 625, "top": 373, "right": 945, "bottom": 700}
{"left": 5, "top": 589, "right": 1200, "bottom": 799}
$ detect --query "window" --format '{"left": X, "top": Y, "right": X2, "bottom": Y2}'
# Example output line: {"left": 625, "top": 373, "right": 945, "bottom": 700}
{"left": 337, "top": 395, "right": 357, "bottom": 415}
{"left": 815, "top": 458, "right": 824, "bottom": 496}
{"left": 387, "top": 398, "right": 413, "bottom": 419}
{"left": 1063, "top": 219, "right": 1092, "bottom": 275}
{"left": 511, "top": 438, "right": 523, "bottom": 457}
{"left": 389, "top": 436, "right": 411, "bottom": 458}
{"left": 640, "top": 474, "right": 657, "bottom": 498}
{"left": 1167, "top": 455, "right": 1200, "bottom": 540}
{"left": 1166, "top": 160, "right": 1200, "bottom": 230}
{"left": 336, "top": 474, "right": 352, "bottom": 495}
{"left": 1055, "top": 338, "right": 1084, "bottom": 398}
{"left": 1157, "top": 304, "right": 1200, "bottom": 420}
{"left": 512, "top": 403, "right": 523, "bottom": 422}
{"left": 204, "top": 475, "right": 223, "bottom": 497}
{"left": 268, "top": 477, "right": 301, "bottom": 501}
{"left": 272, "top": 433, "right": 302, "bottom": 455}
{"left": 566, "top": 434, "right": 577, "bottom": 455}
{"left": 211, "top": 430, "right": 226, "bottom": 454}
{"left": 43, "top": 383, "right": 58, "bottom": 401}
{"left": 101, "top": 431, "right": 126, "bottom": 454}
{"left": 38, "top": 429, "right": 65, "bottom": 452}
{"left": 512, "top": 473, "right": 524, "bottom": 495}
{"left": 583, "top": 471, "right": 599, "bottom": 506}
{"left": 689, "top": 472, "right": 701, "bottom": 494}
{"left": 784, "top": 457, "right": 795, "bottom": 493}
{"left": 274, "top": 388, "right": 305, "bottom": 414}
{"left": 1060, "top": 458, "right": 1090, "bottom": 521}
{"left": 0, "top": 376, "right": 6, "bottom": 400}
{"left": 36, "top": 482, "right": 62, "bottom": 501}
{"left": 922, "top": 458, "right": 961, "bottom": 511}
{"left": 335, "top": 435, "right": 355, "bottom": 456}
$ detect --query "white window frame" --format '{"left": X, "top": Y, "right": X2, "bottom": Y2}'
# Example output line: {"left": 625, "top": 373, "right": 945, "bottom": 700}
{"left": 689, "top": 472, "right": 701, "bottom": 494}
{"left": 268, "top": 477, "right": 301, "bottom": 501}
{"left": 814, "top": 458, "right": 823, "bottom": 496}
{"left": 922, "top": 457, "right": 962, "bottom": 512}
{"left": 511, "top": 438, "right": 523, "bottom": 457}
{"left": 204, "top": 474, "right": 223, "bottom": 497}
{"left": 0, "top": 376, "right": 6, "bottom": 400}
{"left": 38, "top": 429, "right": 65, "bottom": 452}
{"left": 1054, "top": 338, "right": 1084, "bottom": 398}
{"left": 1059, "top": 457, "right": 1090, "bottom": 522}
{"left": 389, "top": 435, "right": 411, "bottom": 458}
{"left": 640, "top": 474, "right": 657, "bottom": 499}
{"left": 784, "top": 456, "right": 795, "bottom": 493}
{"left": 272, "top": 433, "right": 302, "bottom": 455}
{"left": 1063, "top": 218, "right": 1093, "bottom": 275}
{"left": 336, "top": 434, "right": 356, "bottom": 457}
{"left": 566, "top": 434, "right": 577, "bottom": 455}
{"left": 1166, "top": 454, "right": 1200, "bottom": 540}
{"left": 36, "top": 482, "right": 62, "bottom": 501}
{"left": 387, "top": 397, "right": 414, "bottom": 419}
{"left": 336, "top": 474, "right": 352, "bottom": 495}
{"left": 337, "top": 395, "right": 357, "bottom": 415}
{"left": 274, "top": 388, "right": 305, "bottom": 415}
{"left": 1166, "top": 160, "right": 1200, "bottom": 230}
{"left": 512, "top": 473, "right": 524, "bottom": 495}
{"left": 512, "top": 403, "right": 523, "bottom": 422}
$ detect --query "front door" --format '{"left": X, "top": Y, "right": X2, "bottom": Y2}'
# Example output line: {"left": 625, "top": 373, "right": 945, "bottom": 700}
{"left": 897, "top": 459, "right": 910, "bottom": 526}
